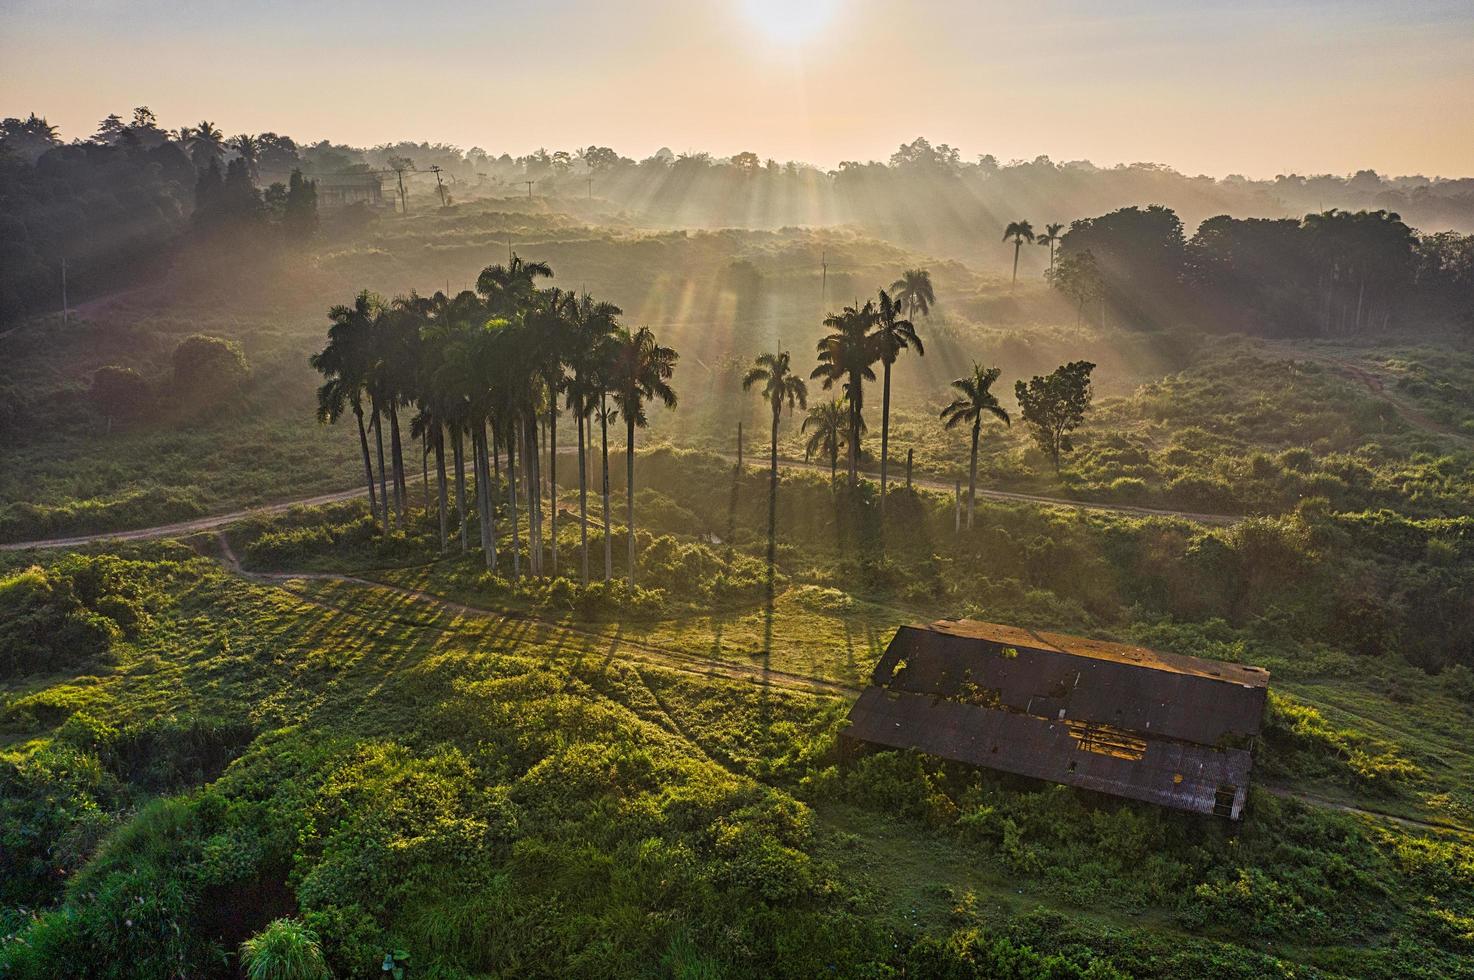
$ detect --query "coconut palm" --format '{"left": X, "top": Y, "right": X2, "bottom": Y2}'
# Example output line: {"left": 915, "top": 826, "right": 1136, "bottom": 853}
{"left": 810, "top": 301, "right": 879, "bottom": 485}
{"left": 889, "top": 268, "right": 935, "bottom": 319}
{"left": 1037, "top": 222, "right": 1065, "bottom": 271}
{"left": 874, "top": 289, "right": 924, "bottom": 512}
{"left": 312, "top": 291, "right": 382, "bottom": 528}
{"left": 742, "top": 350, "right": 808, "bottom": 500}
{"left": 186, "top": 120, "right": 225, "bottom": 170}
{"left": 1003, "top": 220, "right": 1036, "bottom": 286}
{"left": 607, "top": 326, "right": 678, "bottom": 585}
{"left": 229, "top": 134, "right": 260, "bottom": 182}
{"left": 940, "top": 364, "right": 1011, "bottom": 530}
{"left": 802, "top": 400, "right": 862, "bottom": 484}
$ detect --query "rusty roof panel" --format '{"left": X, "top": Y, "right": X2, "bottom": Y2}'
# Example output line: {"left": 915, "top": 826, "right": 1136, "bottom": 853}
{"left": 845, "top": 687, "right": 1253, "bottom": 818}
{"left": 847, "top": 620, "right": 1268, "bottom": 818}
{"left": 872, "top": 622, "right": 1267, "bottom": 745}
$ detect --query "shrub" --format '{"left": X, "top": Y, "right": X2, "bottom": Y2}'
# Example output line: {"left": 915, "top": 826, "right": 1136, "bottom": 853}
{"left": 240, "top": 918, "right": 332, "bottom": 980}
{"left": 90, "top": 365, "right": 153, "bottom": 426}
{"left": 0, "top": 555, "right": 159, "bottom": 677}
{"left": 172, "top": 334, "right": 248, "bottom": 407}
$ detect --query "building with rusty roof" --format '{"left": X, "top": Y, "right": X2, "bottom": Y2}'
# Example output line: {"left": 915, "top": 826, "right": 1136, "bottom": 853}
{"left": 842, "top": 619, "right": 1270, "bottom": 819}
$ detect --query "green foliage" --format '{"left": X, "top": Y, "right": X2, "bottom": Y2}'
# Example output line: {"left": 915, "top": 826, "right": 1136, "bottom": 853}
{"left": 241, "top": 918, "right": 332, "bottom": 980}
{"left": 89, "top": 366, "right": 153, "bottom": 425}
{"left": 1014, "top": 360, "right": 1095, "bottom": 473}
{"left": 0, "top": 554, "right": 161, "bottom": 677}
{"left": 171, "top": 333, "right": 248, "bottom": 408}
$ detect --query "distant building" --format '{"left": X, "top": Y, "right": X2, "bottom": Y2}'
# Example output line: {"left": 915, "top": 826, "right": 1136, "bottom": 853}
{"left": 312, "top": 171, "right": 383, "bottom": 209}
{"left": 843, "top": 619, "right": 1269, "bottom": 819}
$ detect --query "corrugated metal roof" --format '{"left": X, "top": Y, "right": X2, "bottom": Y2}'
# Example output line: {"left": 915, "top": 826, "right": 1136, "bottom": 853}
{"left": 844, "top": 619, "right": 1269, "bottom": 819}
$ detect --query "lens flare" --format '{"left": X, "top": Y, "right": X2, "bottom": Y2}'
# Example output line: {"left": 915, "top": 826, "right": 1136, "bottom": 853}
{"left": 741, "top": 0, "right": 841, "bottom": 44}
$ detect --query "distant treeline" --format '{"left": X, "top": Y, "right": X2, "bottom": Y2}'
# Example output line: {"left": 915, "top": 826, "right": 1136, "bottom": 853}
{"left": 4, "top": 111, "right": 1473, "bottom": 329}
{"left": 0, "top": 110, "right": 320, "bottom": 321}
{"left": 1045, "top": 205, "right": 1474, "bottom": 336}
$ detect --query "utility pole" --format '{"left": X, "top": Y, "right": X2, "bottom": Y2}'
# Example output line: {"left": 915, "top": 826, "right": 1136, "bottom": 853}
{"left": 820, "top": 248, "right": 827, "bottom": 312}
{"left": 737, "top": 422, "right": 743, "bottom": 470}
{"left": 393, "top": 167, "right": 409, "bottom": 214}
{"left": 905, "top": 448, "right": 913, "bottom": 491}
{"left": 60, "top": 258, "right": 69, "bottom": 325}
{"left": 430, "top": 166, "right": 447, "bottom": 207}
{"left": 522, "top": 179, "right": 534, "bottom": 198}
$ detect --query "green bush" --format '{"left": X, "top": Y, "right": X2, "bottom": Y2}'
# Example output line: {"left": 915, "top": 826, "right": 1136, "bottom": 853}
{"left": 240, "top": 918, "right": 331, "bottom": 980}
{"left": 0, "top": 555, "right": 160, "bottom": 677}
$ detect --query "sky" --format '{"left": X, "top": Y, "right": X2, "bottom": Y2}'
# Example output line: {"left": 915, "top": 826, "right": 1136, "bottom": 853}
{"left": 2, "top": 0, "right": 1472, "bottom": 178}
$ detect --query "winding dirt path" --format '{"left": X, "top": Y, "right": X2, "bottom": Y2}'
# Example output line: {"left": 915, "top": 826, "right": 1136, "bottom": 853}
{"left": 1, "top": 452, "right": 1238, "bottom": 554}
{"left": 1279, "top": 346, "right": 1473, "bottom": 446}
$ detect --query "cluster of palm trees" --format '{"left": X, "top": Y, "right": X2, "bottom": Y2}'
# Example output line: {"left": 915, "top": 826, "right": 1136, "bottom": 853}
{"left": 1003, "top": 221, "right": 1066, "bottom": 284}
{"left": 311, "top": 255, "right": 678, "bottom": 586}
{"left": 742, "top": 268, "right": 934, "bottom": 514}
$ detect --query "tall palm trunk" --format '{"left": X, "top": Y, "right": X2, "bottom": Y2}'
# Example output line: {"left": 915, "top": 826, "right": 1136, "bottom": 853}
{"left": 548, "top": 402, "right": 558, "bottom": 577}
{"left": 577, "top": 405, "right": 589, "bottom": 585}
{"left": 421, "top": 432, "right": 429, "bottom": 512}
{"left": 476, "top": 422, "right": 495, "bottom": 570}
{"left": 626, "top": 412, "right": 637, "bottom": 586}
{"left": 768, "top": 405, "right": 780, "bottom": 541}
{"left": 1011, "top": 240, "right": 1021, "bottom": 286}
{"left": 830, "top": 442, "right": 837, "bottom": 484}
{"left": 507, "top": 423, "right": 521, "bottom": 581}
{"left": 451, "top": 426, "right": 467, "bottom": 552}
{"left": 601, "top": 394, "right": 612, "bottom": 583}
{"left": 354, "top": 404, "right": 377, "bottom": 526}
{"left": 525, "top": 414, "right": 542, "bottom": 576}
{"left": 434, "top": 425, "right": 448, "bottom": 553}
{"left": 880, "top": 359, "right": 892, "bottom": 512}
{"left": 372, "top": 406, "right": 390, "bottom": 529}
{"left": 388, "top": 402, "right": 405, "bottom": 525}
{"left": 847, "top": 385, "right": 860, "bottom": 485}
{"left": 967, "top": 422, "right": 980, "bottom": 530}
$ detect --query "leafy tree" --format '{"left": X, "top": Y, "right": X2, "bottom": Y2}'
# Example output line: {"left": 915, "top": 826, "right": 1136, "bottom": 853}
{"left": 940, "top": 364, "right": 1010, "bottom": 529}
{"left": 184, "top": 120, "right": 224, "bottom": 170}
{"left": 1003, "top": 220, "right": 1035, "bottom": 285}
{"left": 1014, "top": 360, "right": 1095, "bottom": 475}
{"left": 1038, "top": 222, "right": 1065, "bottom": 270}
{"left": 477, "top": 253, "right": 553, "bottom": 316}
{"left": 229, "top": 134, "right": 260, "bottom": 181}
{"left": 873, "top": 289, "right": 923, "bottom": 510}
{"left": 1046, "top": 249, "right": 1103, "bottom": 324}
{"left": 742, "top": 350, "right": 808, "bottom": 503}
{"left": 889, "top": 268, "right": 935, "bottom": 319}
{"left": 811, "top": 301, "right": 879, "bottom": 485}
{"left": 284, "top": 170, "right": 318, "bottom": 241}
{"left": 90, "top": 366, "right": 151, "bottom": 429}
{"left": 1058, "top": 205, "right": 1186, "bottom": 324}
{"left": 608, "top": 326, "right": 678, "bottom": 585}
{"left": 172, "top": 335, "right": 247, "bottom": 408}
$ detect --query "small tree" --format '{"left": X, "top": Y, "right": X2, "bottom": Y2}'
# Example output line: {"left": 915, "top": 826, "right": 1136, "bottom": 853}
{"left": 90, "top": 365, "right": 152, "bottom": 429}
{"left": 172, "top": 334, "right": 248, "bottom": 407}
{"left": 1014, "top": 360, "right": 1095, "bottom": 475}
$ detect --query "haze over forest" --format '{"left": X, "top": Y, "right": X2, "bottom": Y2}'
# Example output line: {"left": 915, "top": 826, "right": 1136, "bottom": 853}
{"left": 4, "top": 3, "right": 1474, "bottom": 979}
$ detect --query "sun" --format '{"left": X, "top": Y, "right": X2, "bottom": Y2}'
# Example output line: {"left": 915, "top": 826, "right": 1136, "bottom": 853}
{"left": 740, "top": 0, "right": 841, "bottom": 45}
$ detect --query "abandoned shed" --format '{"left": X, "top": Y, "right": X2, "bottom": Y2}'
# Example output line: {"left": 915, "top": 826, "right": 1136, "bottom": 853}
{"left": 843, "top": 619, "right": 1270, "bottom": 819}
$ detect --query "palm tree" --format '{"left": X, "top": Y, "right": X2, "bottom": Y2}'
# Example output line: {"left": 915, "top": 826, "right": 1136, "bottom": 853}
{"left": 186, "top": 120, "right": 225, "bottom": 170}
{"left": 607, "top": 326, "right": 678, "bottom": 586}
{"left": 940, "top": 364, "right": 1010, "bottom": 530}
{"left": 476, "top": 253, "right": 553, "bottom": 317}
{"left": 802, "top": 400, "right": 860, "bottom": 484}
{"left": 1003, "top": 221, "right": 1036, "bottom": 286}
{"left": 742, "top": 350, "right": 807, "bottom": 504}
{"left": 889, "top": 268, "right": 935, "bottom": 320}
{"left": 811, "top": 301, "right": 878, "bottom": 486}
{"left": 229, "top": 134, "right": 260, "bottom": 182}
{"left": 1037, "top": 223, "right": 1065, "bottom": 271}
{"left": 874, "top": 289, "right": 924, "bottom": 512}
{"left": 565, "top": 295, "right": 622, "bottom": 584}
{"left": 312, "top": 292, "right": 382, "bottom": 529}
